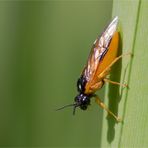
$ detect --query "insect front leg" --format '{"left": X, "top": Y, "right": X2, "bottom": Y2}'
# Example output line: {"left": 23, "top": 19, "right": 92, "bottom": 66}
{"left": 94, "top": 95, "right": 122, "bottom": 122}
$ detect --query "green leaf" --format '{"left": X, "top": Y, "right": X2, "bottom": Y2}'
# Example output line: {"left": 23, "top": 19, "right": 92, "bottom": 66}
{"left": 101, "top": 0, "right": 148, "bottom": 147}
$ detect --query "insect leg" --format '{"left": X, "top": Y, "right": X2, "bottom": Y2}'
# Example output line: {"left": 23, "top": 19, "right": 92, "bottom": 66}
{"left": 94, "top": 95, "right": 122, "bottom": 122}
{"left": 102, "top": 52, "right": 132, "bottom": 74}
{"left": 103, "top": 78, "right": 127, "bottom": 87}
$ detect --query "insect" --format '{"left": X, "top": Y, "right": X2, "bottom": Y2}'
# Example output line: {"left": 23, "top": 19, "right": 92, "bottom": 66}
{"left": 57, "top": 16, "right": 130, "bottom": 122}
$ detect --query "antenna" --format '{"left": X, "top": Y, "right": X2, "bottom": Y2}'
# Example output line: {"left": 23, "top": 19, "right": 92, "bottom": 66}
{"left": 56, "top": 103, "right": 80, "bottom": 115}
{"left": 56, "top": 104, "right": 75, "bottom": 111}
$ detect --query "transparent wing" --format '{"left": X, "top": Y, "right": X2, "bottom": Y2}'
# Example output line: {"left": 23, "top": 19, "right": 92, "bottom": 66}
{"left": 82, "top": 16, "right": 118, "bottom": 83}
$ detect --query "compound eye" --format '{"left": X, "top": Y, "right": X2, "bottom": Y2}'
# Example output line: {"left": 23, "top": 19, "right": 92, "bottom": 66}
{"left": 74, "top": 94, "right": 82, "bottom": 102}
{"left": 82, "top": 96, "right": 90, "bottom": 105}
{"left": 82, "top": 96, "right": 87, "bottom": 103}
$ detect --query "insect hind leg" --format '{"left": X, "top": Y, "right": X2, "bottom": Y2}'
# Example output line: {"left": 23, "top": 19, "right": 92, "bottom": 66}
{"left": 103, "top": 78, "right": 128, "bottom": 87}
{"left": 99, "top": 52, "right": 132, "bottom": 87}
{"left": 94, "top": 95, "right": 122, "bottom": 122}
{"left": 103, "top": 52, "right": 132, "bottom": 73}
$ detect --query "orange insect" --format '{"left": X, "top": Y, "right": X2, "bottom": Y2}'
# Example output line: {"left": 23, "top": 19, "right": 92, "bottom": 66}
{"left": 57, "top": 16, "right": 130, "bottom": 122}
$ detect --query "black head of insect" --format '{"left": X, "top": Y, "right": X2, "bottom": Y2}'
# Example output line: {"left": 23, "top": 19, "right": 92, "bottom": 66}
{"left": 74, "top": 93, "right": 91, "bottom": 111}
{"left": 74, "top": 76, "right": 91, "bottom": 111}
{"left": 56, "top": 76, "right": 92, "bottom": 115}
{"left": 56, "top": 94, "right": 91, "bottom": 115}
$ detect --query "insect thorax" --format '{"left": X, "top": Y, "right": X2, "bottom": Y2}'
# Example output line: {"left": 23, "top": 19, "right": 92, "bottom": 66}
{"left": 77, "top": 75, "right": 87, "bottom": 93}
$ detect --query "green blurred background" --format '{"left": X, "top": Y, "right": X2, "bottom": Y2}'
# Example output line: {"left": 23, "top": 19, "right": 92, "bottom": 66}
{"left": 0, "top": 1, "right": 112, "bottom": 147}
